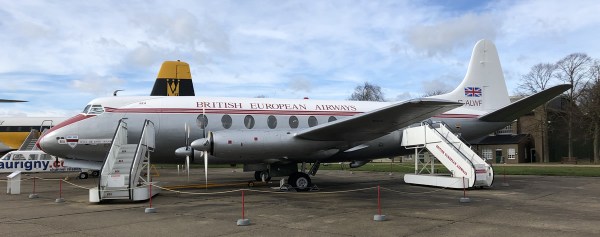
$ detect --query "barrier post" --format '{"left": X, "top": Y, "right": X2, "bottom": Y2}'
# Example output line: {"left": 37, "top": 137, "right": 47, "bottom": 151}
{"left": 374, "top": 185, "right": 386, "bottom": 221}
{"left": 55, "top": 179, "right": 65, "bottom": 203}
{"left": 459, "top": 177, "right": 471, "bottom": 203}
{"left": 237, "top": 190, "right": 250, "bottom": 226}
{"left": 29, "top": 177, "right": 38, "bottom": 199}
{"left": 145, "top": 183, "right": 156, "bottom": 213}
{"left": 501, "top": 164, "right": 510, "bottom": 187}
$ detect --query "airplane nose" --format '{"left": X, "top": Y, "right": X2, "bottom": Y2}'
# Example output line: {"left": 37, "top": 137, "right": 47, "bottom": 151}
{"left": 37, "top": 114, "right": 90, "bottom": 156}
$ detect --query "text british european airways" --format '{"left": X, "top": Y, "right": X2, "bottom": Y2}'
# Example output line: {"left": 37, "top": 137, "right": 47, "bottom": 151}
{"left": 196, "top": 101, "right": 357, "bottom": 111}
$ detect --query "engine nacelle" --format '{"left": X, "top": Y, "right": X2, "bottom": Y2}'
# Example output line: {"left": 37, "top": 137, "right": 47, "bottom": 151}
{"left": 192, "top": 130, "right": 339, "bottom": 162}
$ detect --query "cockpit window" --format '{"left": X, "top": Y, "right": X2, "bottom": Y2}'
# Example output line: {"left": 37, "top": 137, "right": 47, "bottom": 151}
{"left": 82, "top": 104, "right": 104, "bottom": 115}
{"left": 87, "top": 105, "right": 105, "bottom": 115}
{"left": 81, "top": 105, "right": 91, "bottom": 114}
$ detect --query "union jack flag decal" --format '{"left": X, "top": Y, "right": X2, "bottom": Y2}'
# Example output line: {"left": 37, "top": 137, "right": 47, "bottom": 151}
{"left": 464, "top": 87, "right": 482, "bottom": 97}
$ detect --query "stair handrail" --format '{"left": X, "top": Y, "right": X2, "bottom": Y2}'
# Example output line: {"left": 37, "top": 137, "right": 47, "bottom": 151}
{"left": 98, "top": 119, "right": 128, "bottom": 191}
{"left": 422, "top": 120, "right": 477, "bottom": 186}
{"left": 129, "top": 120, "right": 155, "bottom": 190}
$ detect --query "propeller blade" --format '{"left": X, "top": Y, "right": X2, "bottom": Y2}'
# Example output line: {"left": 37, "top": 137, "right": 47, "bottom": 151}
{"left": 186, "top": 155, "right": 190, "bottom": 183}
{"left": 204, "top": 150, "right": 208, "bottom": 189}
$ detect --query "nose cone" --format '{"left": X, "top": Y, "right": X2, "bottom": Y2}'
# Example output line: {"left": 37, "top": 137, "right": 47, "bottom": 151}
{"left": 37, "top": 114, "right": 89, "bottom": 157}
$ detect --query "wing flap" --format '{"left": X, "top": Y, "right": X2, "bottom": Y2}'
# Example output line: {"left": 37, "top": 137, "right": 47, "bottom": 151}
{"left": 295, "top": 99, "right": 462, "bottom": 141}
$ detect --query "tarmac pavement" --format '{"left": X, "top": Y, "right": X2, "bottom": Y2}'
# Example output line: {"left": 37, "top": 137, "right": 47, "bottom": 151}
{"left": 1, "top": 168, "right": 599, "bottom": 237}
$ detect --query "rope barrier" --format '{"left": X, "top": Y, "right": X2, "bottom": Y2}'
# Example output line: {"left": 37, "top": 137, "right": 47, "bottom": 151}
{"left": 1, "top": 174, "right": 464, "bottom": 196}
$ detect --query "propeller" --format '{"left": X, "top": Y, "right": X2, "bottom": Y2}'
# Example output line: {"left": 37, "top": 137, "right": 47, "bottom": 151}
{"left": 191, "top": 131, "right": 212, "bottom": 189}
{"left": 185, "top": 123, "right": 190, "bottom": 182}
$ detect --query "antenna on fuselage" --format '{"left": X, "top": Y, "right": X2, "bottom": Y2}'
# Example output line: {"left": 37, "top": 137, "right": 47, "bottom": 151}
{"left": 113, "top": 90, "right": 124, "bottom": 96}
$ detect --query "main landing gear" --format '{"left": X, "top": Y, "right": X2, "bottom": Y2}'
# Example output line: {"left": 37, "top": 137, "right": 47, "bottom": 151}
{"left": 248, "top": 161, "right": 320, "bottom": 192}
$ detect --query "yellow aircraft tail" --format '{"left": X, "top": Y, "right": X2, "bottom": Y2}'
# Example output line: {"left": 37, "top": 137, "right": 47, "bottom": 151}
{"left": 150, "top": 60, "right": 195, "bottom": 96}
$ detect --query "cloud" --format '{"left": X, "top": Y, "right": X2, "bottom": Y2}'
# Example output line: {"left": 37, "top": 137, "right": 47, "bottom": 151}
{"left": 405, "top": 13, "right": 500, "bottom": 56}
{"left": 288, "top": 77, "right": 312, "bottom": 92}
{"left": 71, "top": 73, "right": 124, "bottom": 96}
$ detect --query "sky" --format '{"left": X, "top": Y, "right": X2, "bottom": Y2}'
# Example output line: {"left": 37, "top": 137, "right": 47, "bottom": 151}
{"left": 1, "top": 0, "right": 600, "bottom": 117}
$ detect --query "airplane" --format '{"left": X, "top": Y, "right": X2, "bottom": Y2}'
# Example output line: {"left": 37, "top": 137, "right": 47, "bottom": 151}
{"left": 0, "top": 117, "right": 64, "bottom": 153}
{"left": 37, "top": 39, "right": 571, "bottom": 191}
{"left": 0, "top": 150, "right": 82, "bottom": 173}
{"left": 0, "top": 60, "right": 194, "bottom": 153}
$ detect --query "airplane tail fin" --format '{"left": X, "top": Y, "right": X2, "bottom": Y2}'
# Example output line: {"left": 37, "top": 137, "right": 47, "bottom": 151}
{"left": 430, "top": 39, "right": 510, "bottom": 112}
{"left": 150, "top": 60, "right": 195, "bottom": 96}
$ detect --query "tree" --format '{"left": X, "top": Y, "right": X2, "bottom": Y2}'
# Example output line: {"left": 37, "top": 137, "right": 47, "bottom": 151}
{"left": 555, "top": 53, "right": 592, "bottom": 159}
{"left": 517, "top": 63, "right": 557, "bottom": 162}
{"left": 421, "top": 89, "right": 450, "bottom": 97}
{"left": 579, "top": 61, "right": 600, "bottom": 163}
{"left": 349, "top": 82, "right": 385, "bottom": 101}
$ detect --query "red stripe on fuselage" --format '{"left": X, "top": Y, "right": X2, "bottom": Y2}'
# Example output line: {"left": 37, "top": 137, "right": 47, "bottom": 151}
{"left": 36, "top": 114, "right": 94, "bottom": 150}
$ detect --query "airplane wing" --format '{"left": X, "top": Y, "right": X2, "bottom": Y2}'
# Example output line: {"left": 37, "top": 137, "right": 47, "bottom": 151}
{"left": 479, "top": 84, "right": 571, "bottom": 122}
{"left": 295, "top": 98, "right": 462, "bottom": 141}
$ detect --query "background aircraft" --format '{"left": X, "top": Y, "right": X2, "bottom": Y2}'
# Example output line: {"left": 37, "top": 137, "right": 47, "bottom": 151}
{"left": 38, "top": 40, "right": 570, "bottom": 190}
{"left": 0, "top": 60, "right": 194, "bottom": 153}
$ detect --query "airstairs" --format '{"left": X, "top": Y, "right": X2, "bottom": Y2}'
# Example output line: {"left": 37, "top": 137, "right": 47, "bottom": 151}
{"left": 90, "top": 119, "right": 159, "bottom": 202}
{"left": 19, "top": 120, "right": 56, "bottom": 151}
{"left": 19, "top": 129, "right": 40, "bottom": 151}
{"left": 401, "top": 122, "right": 494, "bottom": 188}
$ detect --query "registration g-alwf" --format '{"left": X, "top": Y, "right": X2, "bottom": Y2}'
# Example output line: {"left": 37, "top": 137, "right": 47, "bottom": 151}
{"left": 38, "top": 40, "right": 570, "bottom": 191}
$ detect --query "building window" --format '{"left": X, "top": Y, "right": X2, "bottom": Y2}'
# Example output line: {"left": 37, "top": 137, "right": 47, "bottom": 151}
{"left": 482, "top": 149, "right": 492, "bottom": 160}
{"left": 328, "top": 116, "right": 337, "bottom": 122}
{"left": 196, "top": 115, "right": 208, "bottom": 129}
{"left": 495, "top": 122, "right": 515, "bottom": 135}
{"left": 267, "top": 115, "right": 277, "bottom": 129}
{"left": 244, "top": 115, "right": 255, "bottom": 129}
{"left": 308, "top": 116, "right": 318, "bottom": 127}
{"left": 289, "top": 116, "right": 299, "bottom": 129}
{"left": 221, "top": 115, "right": 232, "bottom": 129}
{"left": 508, "top": 148, "right": 516, "bottom": 159}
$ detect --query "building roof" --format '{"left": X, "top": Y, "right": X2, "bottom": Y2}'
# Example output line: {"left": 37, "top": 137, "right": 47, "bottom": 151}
{"left": 472, "top": 134, "right": 530, "bottom": 145}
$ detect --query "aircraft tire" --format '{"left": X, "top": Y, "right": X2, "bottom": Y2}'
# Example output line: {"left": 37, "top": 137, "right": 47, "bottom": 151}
{"left": 254, "top": 171, "right": 271, "bottom": 182}
{"left": 78, "top": 172, "right": 89, "bottom": 179}
{"left": 91, "top": 170, "right": 100, "bottom": 177}
{"left": 288, "top": 172, "right": 311, "bottom": 192}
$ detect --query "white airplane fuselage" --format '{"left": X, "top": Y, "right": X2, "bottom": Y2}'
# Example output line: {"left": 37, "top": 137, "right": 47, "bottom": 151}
{"left": 37, "top": 95, "right": 508, "bottom": 164}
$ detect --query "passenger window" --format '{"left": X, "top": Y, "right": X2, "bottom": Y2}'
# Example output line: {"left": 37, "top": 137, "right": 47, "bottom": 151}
{"left": 328, "top": 116, "right": 337, "bottom": 122}
{"left": 267, "top": 115, "right": 277, "bottom": 129}
{"left": 13, "top": 154, "right": 25, "bottom": 160}
{"left": 308, "top": 116, "right": 318, "bottom": 127}
{"left": 289, "top": 116, "right": 299, "bottom": 129}
{"left": 29, "top": 154, "right": 37, "bottom": 160}
{"left": 196, "top": 115, "right": 208, "bottom": 129}
{"left": 221, "top": 115, "right": 232, "bottom": 129}
{"left": 40, "top": 154, "right": 53, "bottom": 160}
{"left": 244, "top": 115, "right": 255, "bottom": 129}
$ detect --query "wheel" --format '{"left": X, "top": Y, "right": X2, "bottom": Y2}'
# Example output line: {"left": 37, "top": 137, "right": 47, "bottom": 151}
{"left": 91, "top": 170, "right": 100, "bottom": 176}
{"left": 254, "top": 171, "right": 271, "bottom": 182}
{"left": 288, "top": 172, "right": 311, "bottom": 192}
{"left": 78, "top": 172, "right": 89, "bottom": 179}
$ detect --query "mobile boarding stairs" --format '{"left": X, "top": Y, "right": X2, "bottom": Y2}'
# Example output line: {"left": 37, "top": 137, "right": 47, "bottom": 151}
{"left": 90, "top": 119, "right": 159, "bottom": 202}
{"left": 401, "top": 121, "right": 494, "bottom": 188}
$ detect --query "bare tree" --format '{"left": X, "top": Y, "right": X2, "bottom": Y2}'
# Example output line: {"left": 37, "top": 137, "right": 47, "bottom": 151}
{"left": 517, "top": 63, "right": 557, "bottom": 162}
{"left": 421, "top": 89, "right": 450, "bottom": 97}
{"left": 349, "top": 82, "right": 385, "bottom": 101}
{"left": 579, "top": 61, "right": 600, "bottom": 163}
{"left": 555, "top": 53, "right": 592, "bottom": 159}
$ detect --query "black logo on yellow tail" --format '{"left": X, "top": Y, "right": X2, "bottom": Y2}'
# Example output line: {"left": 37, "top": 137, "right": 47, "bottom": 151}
{"left": 166, "top": 79, "right": 180, "bottom": 96}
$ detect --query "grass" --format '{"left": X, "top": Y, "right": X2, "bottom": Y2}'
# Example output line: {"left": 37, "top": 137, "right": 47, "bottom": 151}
{"left": 153, "top": 162, "right": 600, "bottom": 177}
